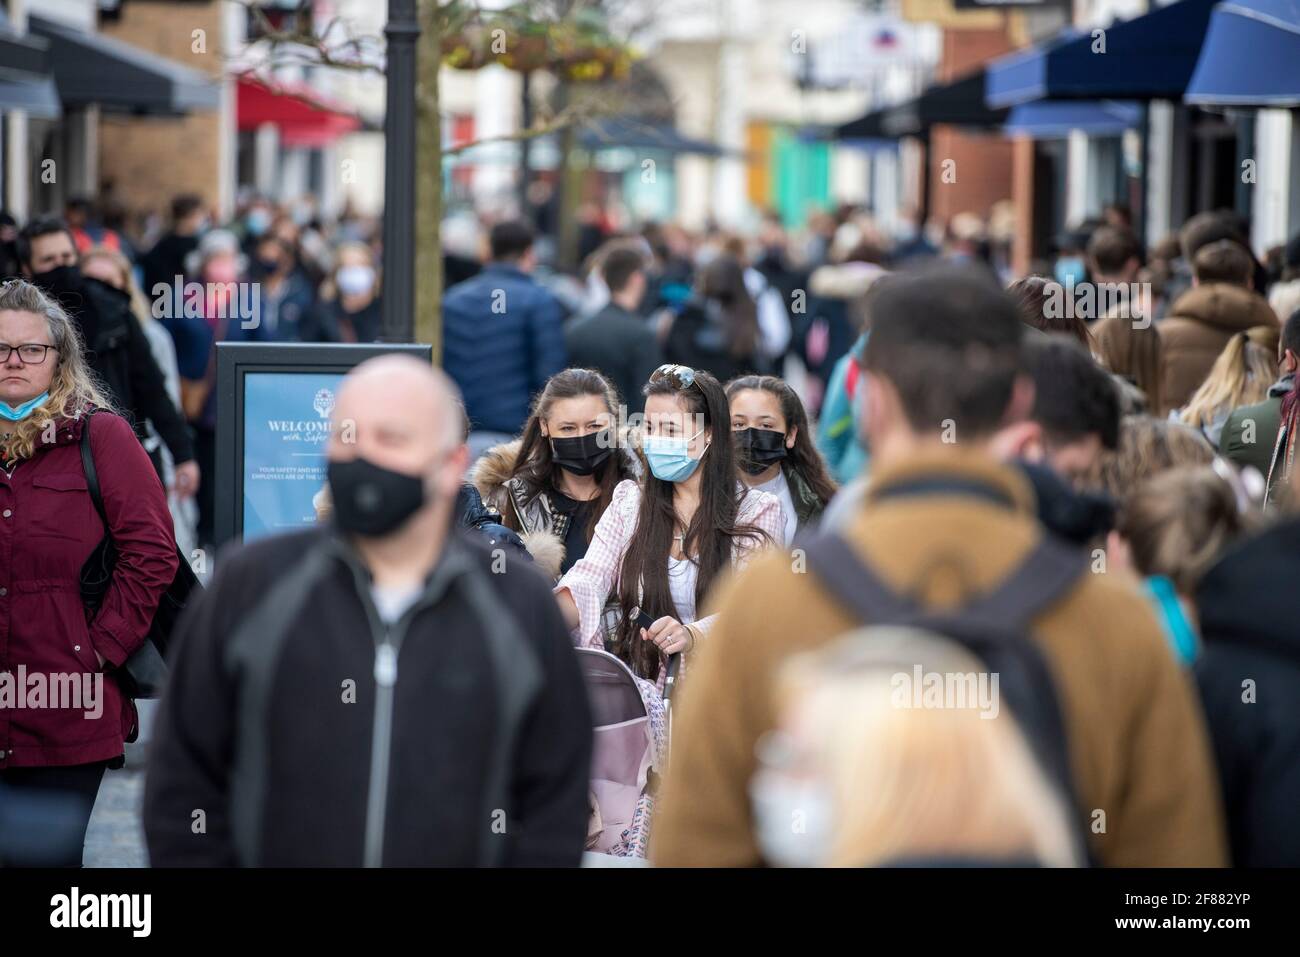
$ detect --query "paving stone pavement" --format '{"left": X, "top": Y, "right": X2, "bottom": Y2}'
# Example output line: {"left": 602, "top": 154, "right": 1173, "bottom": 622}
{"left": 82, "top": 702, "right": 154, "bottom": 868}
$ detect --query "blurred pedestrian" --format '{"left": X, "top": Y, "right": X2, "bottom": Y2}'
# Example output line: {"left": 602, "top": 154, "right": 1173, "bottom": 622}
{"left": 303, "top": 242, "right": 383, "bottom": 343}
{"left": 248, "top": 234, "right": 315, "bottom": 341}
{"left": 16, "top": 216, "right": 198, "bottom": 498}
{"left": 64, "top": 196, "right": 129, "bottom": 259}
{"left": 141, "top": 194, "right": 208, "bottom": 306}
{"left": 752, "top": 628, "right": 1081, "bottom": 867}
{"left": 1266, "top": 232, "right": 1300, "bottom": 324}
{"left": 1220, "top": 308, "right": 1300, "bottom": 493}
{"left": 1109, "top": 467, "right": 1252, "bottom": 664}
{"left": 144, "top": 356, "right": 592, "bottom": 866}
{"left": 1195, "top": 517, "right": 1300, "bottom": 865}
{"left": 1008, "top": 275, "right": 1093, "bottom": 351}
{"left": 564, "top": 245, "right": 661, "bottom": 416}
{"left": 1161, "top": 239, "right": 1279, "bottom": 411}
{"left": 0, "top": 280, "right": 178, "bottom": 865}
{"left": 442, "top": 219, "right": 567, "bottom": 458}
{"left": 662, "top": 253, "right": 762, "bottom": 384}
{"left": 1177, "top": 329, "right": 1277, "bottom": 447}
{"left": 80, "top": 246, "right": 198, "bottom": 556}
{"left": 165, "top": 229, "right": 260, "bottom": 544}
{"left": 800, "top": 243, "right": 886, "bottom": 415}
{"left": 1085, "top": 414, "right": 1215, "bottom": 501}
{"left": 1089, "top": 226, "right": 1163, "bottom": 414}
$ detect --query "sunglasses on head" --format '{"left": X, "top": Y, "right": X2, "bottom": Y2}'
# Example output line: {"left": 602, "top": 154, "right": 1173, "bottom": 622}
{"left": 650, "top": 364, "right": 697, "bottom": 390}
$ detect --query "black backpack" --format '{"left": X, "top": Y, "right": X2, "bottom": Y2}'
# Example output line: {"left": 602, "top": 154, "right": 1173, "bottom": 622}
{"left": 801, "top": 529, "right": 1093, "bottom": 862}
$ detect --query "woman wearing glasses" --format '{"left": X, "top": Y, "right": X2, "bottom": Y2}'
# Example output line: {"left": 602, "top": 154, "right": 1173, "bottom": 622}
{"left": 0, "top": 280, "right": 178, "bottom": 865}
{"left": 555, "top": 364, "right": 785, "bottom": 683}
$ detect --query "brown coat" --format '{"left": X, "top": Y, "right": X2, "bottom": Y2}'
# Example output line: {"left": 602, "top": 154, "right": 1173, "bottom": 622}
{"left": 651, "top": 449, "right": 1228, "bottom": 867}
{"left": 1160, "top": 284, "right": 1278, "bottom": 411}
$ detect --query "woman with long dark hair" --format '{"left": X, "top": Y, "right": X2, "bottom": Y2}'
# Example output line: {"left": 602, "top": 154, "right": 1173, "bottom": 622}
{"left": 472, "top": 368, "right": 638, "bottom": 578}
{"left": 555, "top": 364, "right": 784, "bottom": 681}
{"left": 661, "top": 254, "right": 762, "bottom": 385}
{"left": 726, "top": 375, "right": 837, "bottom": 540}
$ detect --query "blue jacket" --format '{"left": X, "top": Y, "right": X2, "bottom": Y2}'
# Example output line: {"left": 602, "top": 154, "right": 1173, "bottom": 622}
{"left": 441, "top": 264, "right": 567, "bottom": 435}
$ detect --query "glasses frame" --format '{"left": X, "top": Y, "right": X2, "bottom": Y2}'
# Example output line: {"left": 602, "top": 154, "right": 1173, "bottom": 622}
{"left": 0, "top": 343, "right": 55, "bottom": 365}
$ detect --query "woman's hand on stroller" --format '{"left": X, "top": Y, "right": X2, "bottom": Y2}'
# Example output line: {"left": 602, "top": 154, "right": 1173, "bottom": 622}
{"left": 642, "top": 616, "right": 693, "bottom": 655}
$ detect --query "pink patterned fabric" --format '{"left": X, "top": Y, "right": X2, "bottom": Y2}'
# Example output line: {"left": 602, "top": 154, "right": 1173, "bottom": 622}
{"left": 555, "top": 478, "right": 786, "bottom": 658}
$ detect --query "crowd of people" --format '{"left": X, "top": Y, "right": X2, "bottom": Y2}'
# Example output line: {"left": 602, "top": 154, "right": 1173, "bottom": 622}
{"left": 2, "top": 187, "right": 1300, "bottom": 869}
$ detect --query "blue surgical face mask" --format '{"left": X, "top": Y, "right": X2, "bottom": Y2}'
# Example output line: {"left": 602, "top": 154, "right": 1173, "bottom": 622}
{"left": 246, "top": 208, "right": 272, "bottom": 237}
{"left": 643, "top": 427, "right": 707, "bottom": 483}
{"left": 0, "top": 391, "right": 50, "bottom": 421}
{"left": 1054, "top": 256, "right": 1086, "bottom": 286}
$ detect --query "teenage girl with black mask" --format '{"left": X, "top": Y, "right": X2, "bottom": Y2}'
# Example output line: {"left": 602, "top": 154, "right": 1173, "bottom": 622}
{"left": 471, "top": 368, "right": 637, "bottom": 578}
{"left": 726, "top": 375, "right": 838, "bottom": 541}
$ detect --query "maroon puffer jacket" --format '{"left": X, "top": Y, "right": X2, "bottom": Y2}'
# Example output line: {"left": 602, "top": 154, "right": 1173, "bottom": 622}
{"left": 0, "top": 410, "right": 178, "bottom": 768}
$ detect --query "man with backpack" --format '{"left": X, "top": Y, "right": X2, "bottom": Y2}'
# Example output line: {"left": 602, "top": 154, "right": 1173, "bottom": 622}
{"left": 651, "top": 268, "right": 1227, "bottom": 867}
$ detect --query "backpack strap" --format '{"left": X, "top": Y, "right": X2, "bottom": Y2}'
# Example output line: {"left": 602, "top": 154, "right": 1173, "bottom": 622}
{"left": 956, "top": 536, "right": 1088, "bottom": 633}
{"left": 78, "top": 411, "right": 109, "bottom": 528}
{"left": 801, "top": 531, "right": 922, "bottom": 625}
{"left": 803, "top": 530, "right": 1085, "bottom": 636}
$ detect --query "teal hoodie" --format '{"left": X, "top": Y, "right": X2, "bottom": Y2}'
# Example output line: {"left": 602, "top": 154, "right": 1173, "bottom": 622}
{"left": 1143, "top": 575, "right": 1200, "bottom": 665}
{"left": 815, "top": 332, "right": 869, "bottom": 485}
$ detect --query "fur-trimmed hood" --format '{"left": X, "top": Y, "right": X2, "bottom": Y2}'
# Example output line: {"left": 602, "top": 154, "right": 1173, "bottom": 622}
{"left": 468, "top": 435, "right": 641, "bottom": 580}
{"left": 469, "top": 438, "right": 524, "bottom": 513}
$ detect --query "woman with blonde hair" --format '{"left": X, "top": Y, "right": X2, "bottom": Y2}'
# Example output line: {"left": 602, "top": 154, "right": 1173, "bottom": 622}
{"left": 750, "top": 627, "right": 1082, "bottom": 867}
{"left": 0, "top": 279, "right": 179, "bottom": 864}
{"left": 1177, "top": 328, "right": 1278, "bottom": 446}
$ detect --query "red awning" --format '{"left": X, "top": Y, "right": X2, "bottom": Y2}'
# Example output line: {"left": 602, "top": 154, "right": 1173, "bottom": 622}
{"left": 236, "top": 76, "right": 362, "bottom": 148}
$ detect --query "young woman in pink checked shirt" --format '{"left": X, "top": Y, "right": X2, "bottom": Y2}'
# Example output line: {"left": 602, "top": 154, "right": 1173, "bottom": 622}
{"left": 554, "top": 364, "right": 786, "bottom": 682}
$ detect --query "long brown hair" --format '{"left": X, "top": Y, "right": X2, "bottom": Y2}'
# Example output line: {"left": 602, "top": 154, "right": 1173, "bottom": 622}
{"left": 725, "top": 374, "right": 838, "bottom": 507}
{"left": 613, "top": 367, "right": 770, "bottom": 678}
{"left": 698, "top": 254, "right": 759, "bottom": 360}
{"left": 1094, "top": 315, "right": 1163, "bottom": 415}
{"left": 510, "top": 368, "right": 632, "bottom": 541}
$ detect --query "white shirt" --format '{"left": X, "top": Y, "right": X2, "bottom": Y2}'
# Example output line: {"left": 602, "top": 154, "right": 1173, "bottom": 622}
{"left": 667, "top": 556, "right": 699, "bottom": 624}
{"left": 752, "top": 469, "right": 797, "bottom": 544}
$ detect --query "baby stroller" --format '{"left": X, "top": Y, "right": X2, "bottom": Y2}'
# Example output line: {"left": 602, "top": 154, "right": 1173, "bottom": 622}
{"left": 577, "top": 649, "right": 681, "bottom": 859}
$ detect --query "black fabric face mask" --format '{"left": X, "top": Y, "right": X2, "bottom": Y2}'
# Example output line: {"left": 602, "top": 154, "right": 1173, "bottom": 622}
{"left": 734, "top": 427, "right": 788, "bottom": 476}
{"left": 328, "top": 457, "right": 427, "bottom": 537}
{"left": 550, "top": 429, "right": 613, "bottom": 476}
{"left": 31, "top": 264, "right": 83, "bottom": 301}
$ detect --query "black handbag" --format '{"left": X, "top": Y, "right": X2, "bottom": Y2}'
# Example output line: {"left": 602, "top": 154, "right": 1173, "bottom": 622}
{"left": 78, "top": 411, "right": 201, "bottom": 698}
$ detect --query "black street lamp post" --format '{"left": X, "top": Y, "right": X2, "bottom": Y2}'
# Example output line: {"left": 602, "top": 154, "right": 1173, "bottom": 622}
{"left": 382, "top": 0, "right": 420, "bottom": 342}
